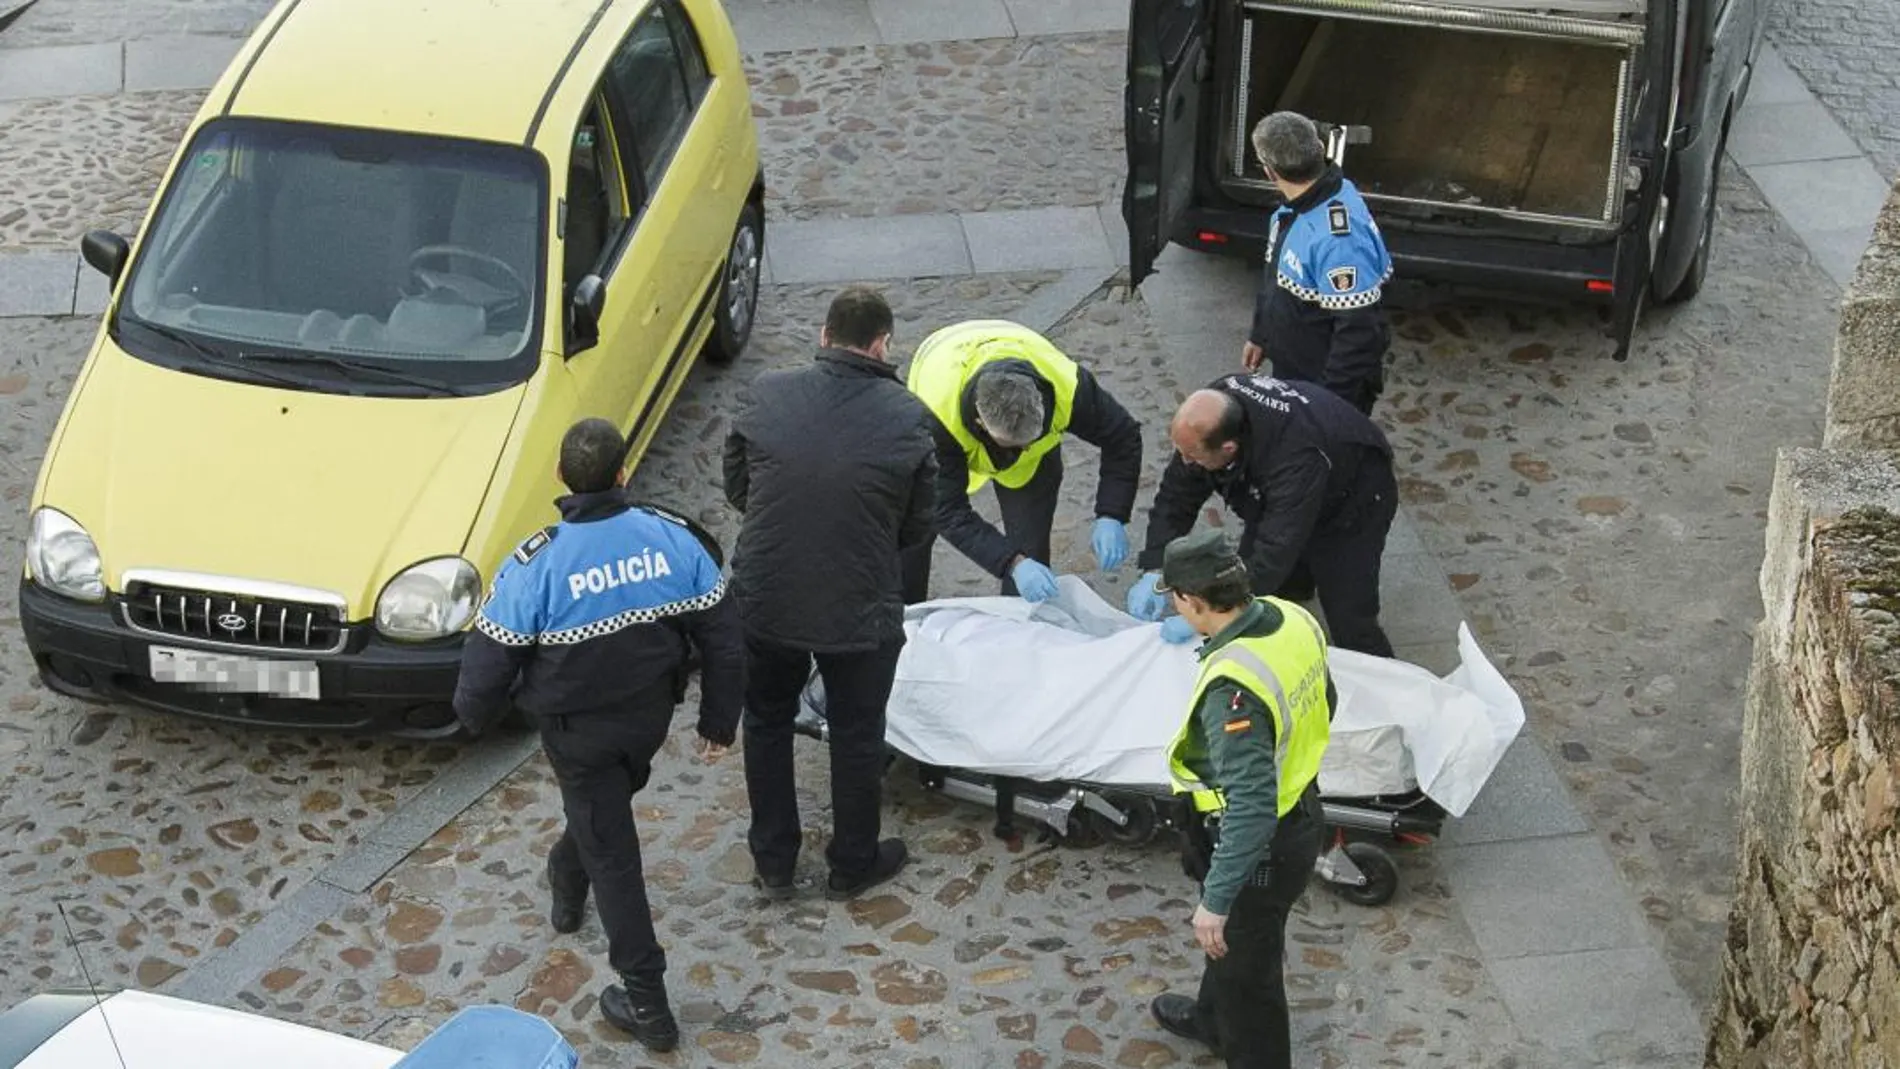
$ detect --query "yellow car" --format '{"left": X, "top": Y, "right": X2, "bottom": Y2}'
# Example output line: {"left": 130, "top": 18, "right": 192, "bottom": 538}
{"left": 18, "top": 0, "right": 764, "bottom": 736}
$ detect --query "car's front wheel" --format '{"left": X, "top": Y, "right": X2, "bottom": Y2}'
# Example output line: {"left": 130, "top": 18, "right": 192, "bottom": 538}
{"left": 704, "top": 201, "right": 763, "bottom": 366}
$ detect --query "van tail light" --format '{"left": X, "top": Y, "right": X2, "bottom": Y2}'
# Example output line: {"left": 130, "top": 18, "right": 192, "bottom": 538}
{"left": 1196, "top": 231, "right": 1229, "bottom": 244}
{"left": 1587, "top": 279, "right": 1615, "bottom": 294}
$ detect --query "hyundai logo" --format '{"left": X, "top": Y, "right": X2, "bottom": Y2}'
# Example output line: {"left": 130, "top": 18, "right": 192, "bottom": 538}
{"left": 216, "top": 612, "right": 248, "bottom": 633}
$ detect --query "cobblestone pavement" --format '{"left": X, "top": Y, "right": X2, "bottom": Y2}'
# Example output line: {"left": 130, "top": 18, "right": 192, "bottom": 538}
{"left": 215, "top": 282, "right": 1564, "bottom": 1069}
{"left": 749, "top": 35, "right": 1125, "bottom": 222}
{"left": 0, "top": 90, "right": 198, "bottom": 250}
{"left": 1768, "top": 0, "right": 1900, "bottom": 180}
{"left": 0, "top": 312, "right": 470, "bottom": 992}
{"left": 0, "top": 0, "right": 1864, "bottom": 1062}
{"left": 1373, "top": 157, "right": 1836, "bottom": 1006}
{"left": 0, "top": 31, "right": 1127, "bottom": 254}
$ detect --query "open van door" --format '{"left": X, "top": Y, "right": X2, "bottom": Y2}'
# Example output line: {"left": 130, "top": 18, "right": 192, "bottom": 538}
{"left": 1123, "top": 0, "right": 1211, "bottom": 287}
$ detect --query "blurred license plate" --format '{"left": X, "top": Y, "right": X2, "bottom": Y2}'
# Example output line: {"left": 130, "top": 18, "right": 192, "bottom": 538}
{"left": 148, "top": 646, "right": 320, "bottom": 700}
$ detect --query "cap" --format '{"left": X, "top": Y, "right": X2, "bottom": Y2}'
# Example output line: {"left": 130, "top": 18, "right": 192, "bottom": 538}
{"left": 1155, "top": 528, "right": 1249, "bottom": 595}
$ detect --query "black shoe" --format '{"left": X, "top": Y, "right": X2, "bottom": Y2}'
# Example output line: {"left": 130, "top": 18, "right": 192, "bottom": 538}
{"left": 600, "top": 980, "right": 679, "bottom": 1053}
{"left": 1150, "top": 994, "right": 1211, "bottom": 1048}
{"left": 825, "top": 839, "right": 909, "bottom": 901}
{"left": 546, "top": 855, "right": 587, "bottom": 936}
{"left": 756, "top": 871, "right": 797, "bottom": 902}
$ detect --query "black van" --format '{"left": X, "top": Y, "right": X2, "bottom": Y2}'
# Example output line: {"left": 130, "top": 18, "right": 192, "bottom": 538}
{"left": 1123, "top": 0, "right": 1771, "bottom": 358}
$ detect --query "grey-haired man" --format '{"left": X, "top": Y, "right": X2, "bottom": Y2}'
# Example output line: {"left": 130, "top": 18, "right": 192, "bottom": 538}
{"left": 1243, "top": 111, "right": 1394, "bottom": 417}
{"left": 902, "top": 318, "right": 1143, "bottom": 604}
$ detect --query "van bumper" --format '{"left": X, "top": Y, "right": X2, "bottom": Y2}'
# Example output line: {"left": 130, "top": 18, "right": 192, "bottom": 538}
{"left": 1173, "top": 205, "right": 1622, "bottom": 305}
{"left": 18, "top": 577, "right": 470, "bottom": 738}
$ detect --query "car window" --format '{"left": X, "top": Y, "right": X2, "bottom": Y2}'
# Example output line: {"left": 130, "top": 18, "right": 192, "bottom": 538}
{"left": 563, "top": 94, "right": 633, "bottom": 300}
{"left": 664, "top": 0, "right": 713, "bottom": 106}
{"left": 606, "top": 3, "right": 699, "bottom": 192}
{"left": 120, "top": 117, "right": 545, "bottom": 368}
{"left": 157, "top": 143, "right": 236, "bottom": 258}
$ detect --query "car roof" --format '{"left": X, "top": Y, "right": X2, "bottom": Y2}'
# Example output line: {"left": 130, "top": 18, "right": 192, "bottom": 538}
{"left": 219, "top": 0, "right": 647, "bottom": 145}
{"left": 3, "top": 990, "right": 401, "bottom": 1069}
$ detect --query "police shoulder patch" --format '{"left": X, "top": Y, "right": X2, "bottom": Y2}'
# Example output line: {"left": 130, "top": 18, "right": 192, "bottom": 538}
{"left": 1327, "top": 203, "right": 1350, "bottom": 236}
{"left": 1326, "top": 265, "right": 1358, "bottom": 293}
{"left": 513, "top": 526, "right": 557, "bottom": 565}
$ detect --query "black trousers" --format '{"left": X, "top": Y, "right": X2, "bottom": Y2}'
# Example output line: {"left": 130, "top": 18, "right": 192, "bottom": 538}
{"left": 1258, "top": 459, "right": 1397, "bottom": 658}
{"left": 541, "top": 706, "right": 672, "bottom": 983}
{"left": 742, "top": 633, "right": 904, "bottom": 879}
{"left": 901, "top": 447, "right": 1065, "bottom": 604}
{"left": 1195, "top": 792, "right": 1325, "bottom": 1069}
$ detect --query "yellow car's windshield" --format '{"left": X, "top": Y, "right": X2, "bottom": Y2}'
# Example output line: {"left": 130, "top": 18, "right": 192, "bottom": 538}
{"left": 119, "top": 117, "right": 547, "bottom": 392}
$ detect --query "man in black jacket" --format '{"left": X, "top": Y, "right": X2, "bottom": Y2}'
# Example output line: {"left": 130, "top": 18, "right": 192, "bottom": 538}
{"left": 723, "top": 286, "right": 937, "bottom": 902}
{"left": 901, "top": 319, "right": 1144, "bottom": 604}
{"left": 454, "top": 417, "right": 744, "bottom": 1055}
{"left": 1125, "top": 374, "right": 1397, "bottom": 658}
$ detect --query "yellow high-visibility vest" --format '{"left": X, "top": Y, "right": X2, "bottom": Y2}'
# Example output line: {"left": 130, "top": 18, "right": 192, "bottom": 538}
{"left": 906, "top": 319, "right": 1081, "bottom": 495}
{"left": 1168, "top": 599, "right": 1332, "bottom": 816}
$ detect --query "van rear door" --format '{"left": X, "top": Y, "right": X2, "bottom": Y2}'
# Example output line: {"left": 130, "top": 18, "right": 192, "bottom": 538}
{"left": 1124, "top": 0, "right": 1212, "bottom": 286}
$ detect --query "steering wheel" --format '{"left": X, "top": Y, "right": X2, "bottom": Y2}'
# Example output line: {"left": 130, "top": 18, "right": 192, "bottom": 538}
{"left": 406, "top": 244, "right": 530, "bottom": 311}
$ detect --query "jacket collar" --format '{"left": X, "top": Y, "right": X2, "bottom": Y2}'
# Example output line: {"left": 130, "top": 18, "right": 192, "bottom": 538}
{"left": 1196, "top": 599, "right": 1284, "bottom": 659}
{"left": 816, "top": 346, "right": 901, "bottom": 381}
{"left": 1282, "top": 164, "right": 1345, "bottom": 215}
{"left": 556, "top": 487, "right": 633, "bottom": 523}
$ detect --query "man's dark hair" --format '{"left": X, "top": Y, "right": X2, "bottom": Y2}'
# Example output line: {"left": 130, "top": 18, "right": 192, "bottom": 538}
{"left": 825, "top": 286, "right": 894, "bottom": 351}
{"left": 1187, "top": 573, "right": 1255, "bottom": 613}
{"left": 559, "top": 417, "right": 625, "bottom": 493}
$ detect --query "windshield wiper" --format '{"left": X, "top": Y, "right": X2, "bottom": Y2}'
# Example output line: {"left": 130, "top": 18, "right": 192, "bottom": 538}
{"left": 235, "top": 351, "right": 470, "bottom": 397}
{"left": 128, "top": 320, "right": 310, "bottom": 389}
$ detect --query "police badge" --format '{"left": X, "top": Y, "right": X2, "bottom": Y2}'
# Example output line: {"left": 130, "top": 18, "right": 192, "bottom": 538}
{"left": 1326, "top": 265, "right": 1357, "bottom": 293}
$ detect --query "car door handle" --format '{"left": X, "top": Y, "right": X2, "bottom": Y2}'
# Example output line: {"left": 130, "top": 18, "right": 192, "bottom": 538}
{"left": 642, "top": 300, "right": 662, "bottom": 326}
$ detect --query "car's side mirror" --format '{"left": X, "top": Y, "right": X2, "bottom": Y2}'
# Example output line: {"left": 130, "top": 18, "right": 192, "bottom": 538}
{"left": 569, "top": 274, "right": 606, "bottom": 349}
{"left": 81, "top": 230, "right": 131, "bottom": 285}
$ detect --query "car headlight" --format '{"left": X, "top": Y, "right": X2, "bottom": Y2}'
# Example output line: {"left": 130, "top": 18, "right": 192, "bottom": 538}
{"left": 375, "top": 557, "right": 481, "bottom": 640}
{"left": 26, "top": 508, "right": 106, "bottom": 603}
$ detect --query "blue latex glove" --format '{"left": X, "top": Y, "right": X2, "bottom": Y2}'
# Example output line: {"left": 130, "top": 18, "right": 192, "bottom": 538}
{"left": 1160, "top": 616, "right": 1197, "bottom": 645}
{"left": 1127, "top": 571, "right": 1168, "bottom": 621}
{"left": 1011, "top": 558, "right": 1060, "bottom": 603}
{"left": 1091, "top": 517, "right": 1129, "bottom": 571}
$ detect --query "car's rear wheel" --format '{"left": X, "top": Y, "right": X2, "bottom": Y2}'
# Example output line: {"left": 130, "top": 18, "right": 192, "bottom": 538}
{"left": 1655, "top": 125, "right": 1726, "bottom": 306}
{"left": 704, "top": 201, "right": 763, "bottom": 366}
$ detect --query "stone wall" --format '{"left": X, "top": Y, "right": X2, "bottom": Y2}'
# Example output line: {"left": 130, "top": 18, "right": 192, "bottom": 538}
{"left": 1705, "top": 180, "right": 1900, "bottom": 1067}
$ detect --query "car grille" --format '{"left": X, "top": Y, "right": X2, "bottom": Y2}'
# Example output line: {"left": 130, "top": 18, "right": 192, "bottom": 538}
{"left": 123, "top": 582, "right": 347, "bottom": 653}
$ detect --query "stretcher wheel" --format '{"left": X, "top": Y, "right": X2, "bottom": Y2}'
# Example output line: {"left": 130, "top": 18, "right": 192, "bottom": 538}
{"left": 1333, "top": 842, "right": 1399, "bottom": 907}
{"left": 1089, "top": 797, "right": 1159, "bottom": 847}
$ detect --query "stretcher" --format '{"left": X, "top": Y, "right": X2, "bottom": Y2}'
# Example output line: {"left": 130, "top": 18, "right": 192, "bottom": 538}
{"left": 792, "top": 577, "right": 1525, "bottom": 906}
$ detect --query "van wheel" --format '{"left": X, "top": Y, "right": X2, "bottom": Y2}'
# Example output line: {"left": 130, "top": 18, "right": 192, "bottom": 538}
{"left": 704, "top": 201, "right": 763, "bottom": 366}
{"left": 1655, "top": 130, "right": 1725, "bottom": 305}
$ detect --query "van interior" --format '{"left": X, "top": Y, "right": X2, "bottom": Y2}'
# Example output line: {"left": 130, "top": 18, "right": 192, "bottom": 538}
{"left": 1222, "top": 4, "right": 1638, "bottom": 228}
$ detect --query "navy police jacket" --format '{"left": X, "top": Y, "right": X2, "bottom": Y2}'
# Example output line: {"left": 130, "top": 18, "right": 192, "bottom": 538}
{"left": 1137, "top": 374, "right": 1393, "bottom": 595}
{"left": 1248, "top": 165, "right": 1394, "bottom": 413}
{"left": 452, "top": 489, "right": 744, "bottom": 743}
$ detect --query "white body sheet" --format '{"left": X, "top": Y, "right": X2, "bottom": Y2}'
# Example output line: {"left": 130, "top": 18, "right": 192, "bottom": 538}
{"left": 814, "top": 577, "right": 1524, "bottom": 818}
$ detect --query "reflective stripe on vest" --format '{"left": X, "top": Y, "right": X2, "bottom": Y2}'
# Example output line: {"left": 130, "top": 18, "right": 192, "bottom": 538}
{"left": 906, "top": 319, "right": 1081, "bottom": 494}
{"left": 1167, "top": 599, "right": 1332, "bottom": 817}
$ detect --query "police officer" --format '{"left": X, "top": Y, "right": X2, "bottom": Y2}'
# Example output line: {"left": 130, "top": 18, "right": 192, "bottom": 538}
{"left": 902, "top": 318, "right": 1144, "bottom": 604}
{"left": 453, "top": 418, "right": 744, "bottom": 1055}
{"left": 1241, "top": 111, "right": 1394, "bottom": 417}
{"left": 1145, "top": 528, "right": 1331, "bottom": 1069}
{"left": 1127, "top": 374, "right": 1397, "bottom": 658}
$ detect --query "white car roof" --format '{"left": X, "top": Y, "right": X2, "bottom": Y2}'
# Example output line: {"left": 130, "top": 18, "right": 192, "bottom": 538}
{"left": 9, "top": 991, "right": 402, "bottom": 1069}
